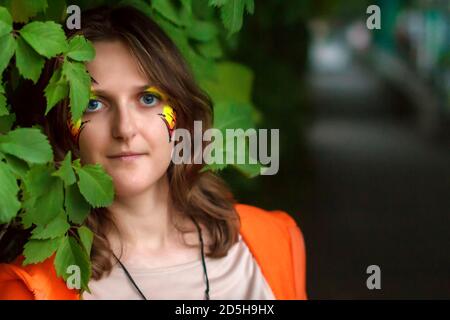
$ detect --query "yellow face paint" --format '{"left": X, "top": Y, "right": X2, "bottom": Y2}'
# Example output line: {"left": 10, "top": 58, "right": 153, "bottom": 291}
{"left": 145, "top": 86, "right": 176, "bottom": 142}
{"left": 144, "top": 86, "right": 168, "bottom": 101}
{"left": 67, "top": 90, "right": 96, "bottom": 145}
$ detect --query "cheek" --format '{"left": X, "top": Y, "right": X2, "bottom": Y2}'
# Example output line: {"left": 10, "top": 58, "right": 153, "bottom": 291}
{"left": 141, "top": 114, "right": 174, "bottom": 160}
{"left": 78, "top": 120, "right": 108, "bottom": 164}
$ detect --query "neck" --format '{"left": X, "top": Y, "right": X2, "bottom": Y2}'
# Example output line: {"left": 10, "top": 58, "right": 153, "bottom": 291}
{"left": 106, "top": 174, "right": 180, "bottom": 257}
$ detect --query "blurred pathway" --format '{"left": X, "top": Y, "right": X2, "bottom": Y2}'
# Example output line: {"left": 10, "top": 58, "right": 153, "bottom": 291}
{"left": 303, "top": 62, "right": 450, "bottom": 299}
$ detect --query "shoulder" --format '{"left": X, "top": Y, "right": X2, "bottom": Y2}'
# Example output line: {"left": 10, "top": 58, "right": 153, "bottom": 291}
{"left": 235, "top": 203, "right": 300, "bottom": 238}
{"left": 234, "top": 203, "right": 307, "bottom": 300}
{"left": 0, "top": 255, "right": 79, "bottom": 300}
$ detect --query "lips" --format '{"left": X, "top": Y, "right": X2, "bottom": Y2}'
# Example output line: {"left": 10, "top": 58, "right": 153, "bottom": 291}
{"left": 107, "top": 152, "right": 147, "bottom": 159}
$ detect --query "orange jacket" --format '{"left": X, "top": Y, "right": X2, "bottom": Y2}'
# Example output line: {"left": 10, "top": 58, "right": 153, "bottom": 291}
{"left": 0, "top": 204, "right": 307, "bottom": 300}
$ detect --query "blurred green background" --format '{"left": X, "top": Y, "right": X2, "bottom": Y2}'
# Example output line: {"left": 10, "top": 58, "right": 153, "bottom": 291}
{"left": 220, "top": 0, "right": 450, "bottom": 299}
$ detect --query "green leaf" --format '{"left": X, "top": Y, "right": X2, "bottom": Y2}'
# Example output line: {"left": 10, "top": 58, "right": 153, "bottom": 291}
{"left": 213, "top": 101, "right": 253, "bottom": 131}
{"left": 77, "top": 226, "right": 93, "bottom": 256}
{"left": 24, "top": 164, "right": 53, "bottom": 198}
{"left": 44, "top": 67, "right": 69, "bottom": 114}
{"left": 4, "top": 153, "right": 29, "bottom": 178}
{"left": 152, "top": 0, "right": 182, "bottom": 26}
{"left": 0, "top": 114, "right": 15, "bottom": 134}
{"left": 31, "top": 211, "right": 70, "bottom": 240}
{"left": 23, "top": 237, "right": 61, "bottom": 265}
{"left": 208, "top": 0, "right": 228, "bottom": 7}
{"left": 24, "top": 175, "right": 64, "bottom": 225}
{"left": 15, "top": 36, "right": 45, "bottom": 83}
{"left": 10, "top": 0, "right": 48, "bottom": 23}
{"left": 0, "top": 93, "right": 7, "bottom": 116}
{"left": 54, "top": 235, "right": 91, "bottom": 291}
{"left": 20, "top": 21, "right": 67, "bottom": 58}
{"left": 201, "top": 62, "right": 253, "bottom": 104}
{"left": 244, "top": 0, "right": 254, "bottom": 14}
{"left": 41, "top": 0, "right": 66, "bottom": 23}
{"left": 196, "top": 38, "right": 223, "bottom": 59}
{"left": 0, "top": 161, "right": 20, "bottom": 224}
{"left": 0, "top": 128, "right": 53, "bottom": 164}
{"left": 67, "top": 35, "right": 95, "bottom": 62}
{"left": 187, "top": 20, "right": 218, "bottom": 42}
{"left": 62, "top": 59, "right": 91, "bottom": 122}
{"left": 65, "top": 183, "right": 91, "bottom": 225}
{"left": 75, "top": 164, "right": 114, "bottom": 208}
{"left": 0, "top": 6, "right": 13, "bottom": 37}
{"left": 52, "top": 151, "right": 76, "bottom": 186}
{"left": 220, "top": 0, "right": 248, "bottom": 36}
{"left": 0, "top": 33, "right": 16, "bottom": 74}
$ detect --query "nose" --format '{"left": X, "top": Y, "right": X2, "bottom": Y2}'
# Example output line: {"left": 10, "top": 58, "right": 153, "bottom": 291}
{"left": 111, "top": 102, "right": 137, "bottom": 142}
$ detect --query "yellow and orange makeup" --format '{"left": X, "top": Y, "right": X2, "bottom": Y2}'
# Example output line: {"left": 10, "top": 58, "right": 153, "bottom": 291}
{"left": 145, "top": 86, "right": 177, "bottom": 142}
{"left": 67, "top": 86, "right": 177, "bottom": 143}
{"left": 67, "top": 90, "right": 96, "bottom": 145}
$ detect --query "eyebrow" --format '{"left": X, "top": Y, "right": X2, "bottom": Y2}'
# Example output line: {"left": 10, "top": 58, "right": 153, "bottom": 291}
{"left": 90, "top": 83, "right": 155, "bottom": 95}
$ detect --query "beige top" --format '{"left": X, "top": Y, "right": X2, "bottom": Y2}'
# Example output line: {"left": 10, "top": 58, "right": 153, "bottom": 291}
{"left": 82, "top": 234, "right": 275, "bottom": 300}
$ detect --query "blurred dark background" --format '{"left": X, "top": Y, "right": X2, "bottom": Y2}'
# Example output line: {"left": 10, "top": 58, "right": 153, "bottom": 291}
{"left": 220, "top": 0, "right": 450, "bottom": 299}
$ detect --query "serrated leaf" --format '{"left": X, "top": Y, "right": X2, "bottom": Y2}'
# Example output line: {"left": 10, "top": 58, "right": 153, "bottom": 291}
{"left": 23, "top": 237, "right": 61, "bottom": 265}
{"left": 65, "top": 183, "right": 91, "bottom": 225}
{"left": 67, "top": 35, "right": 95, "bottom": 62}
{"left": 0, "top": 33, "right": 16, "bottom": 74}
{"left": 24, "top": 164, "right": 53, "bottom": 198}
{"left": 44, "top": 67, "right": 69, "bottom": 114}
{"left": 75, "top": 164, "right": 114, "bottom": 208}
{"left": 0, "top": 6, "right": 13, "bottom": 37}
{"left": 77, "top": 226, "right": 93, "bottom": 256}
{"left": 24, "top": 175, "right": 64, "bottom": 225}
{"left": 62, "top": 59, "right": 90, "bottom": 123}
{"left": 10, "top": 0, "right": 48, "bottom": 23}
{"left": 0, "top": 128, "right": 53, "bottom": 164}
{"left": 52, "top": 151, "right": 76, "bottom": 186}
{"left": 31, "top": 211, "right": 70, "bottom": 240}
{"left": 20, "top": 21, "right": 67, "bottom": 58}
{"left": 4, "top": 153, "right": 29, "bottom": 178}
{"left": 54, "top": 235, "right": 91, "bottom": 291}
{"left": 15, "top": 36, "right": 45, "bottom": 83}
{"left": 0, "top": 161, "right": 20, "bottom": 224}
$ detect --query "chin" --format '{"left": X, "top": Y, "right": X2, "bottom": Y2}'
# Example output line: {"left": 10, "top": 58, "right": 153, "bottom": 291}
{"left": 112, "top": 174, "right": 166, "bottom": 198}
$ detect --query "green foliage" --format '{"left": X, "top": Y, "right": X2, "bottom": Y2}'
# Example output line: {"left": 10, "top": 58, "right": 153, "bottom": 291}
{"left": 0, "top": 128, "right": 53, "bottom": 164}
{"left": 74, "top": 164, "right": 114, "bottom": 208}
{"left": 0, "top": 0, "right": 260, "bottom": 294}
{"left": 19, "top": 21, "right": 67, "bottom": 58}
{"left": 15, "top": 36, "right": 45, "bottom": 83}
{"left": 0, "top": 161, "right": 21, "bottom": 224}
{"left": 54, "top": 235, "right": 91, "bottom": 292}
{"left": 62, "top": 59, "right": 91, "bottom": 122}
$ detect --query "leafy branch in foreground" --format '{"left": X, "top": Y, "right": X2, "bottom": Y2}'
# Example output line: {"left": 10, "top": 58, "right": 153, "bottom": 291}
{"left": 0, "top": 0, "right": 258, "bottom": 293}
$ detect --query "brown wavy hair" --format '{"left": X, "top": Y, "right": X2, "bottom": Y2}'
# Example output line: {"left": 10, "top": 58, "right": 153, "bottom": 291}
{"left": 42, "top": 5, "right": 240, "bottom": 280}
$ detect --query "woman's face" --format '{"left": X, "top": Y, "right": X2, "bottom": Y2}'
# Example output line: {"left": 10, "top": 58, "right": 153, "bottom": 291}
{"left": 79, "top": 40, "right": 174, "bottom": 197}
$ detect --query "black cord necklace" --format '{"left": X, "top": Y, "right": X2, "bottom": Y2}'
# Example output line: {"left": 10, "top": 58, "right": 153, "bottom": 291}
{"left": 112, "top": 216, "right": 210, "bottom": 300}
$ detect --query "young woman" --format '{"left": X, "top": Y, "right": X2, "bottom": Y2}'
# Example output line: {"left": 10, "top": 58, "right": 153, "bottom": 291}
{"left": 0, "top": 5, "right": 306, "bottom": 300}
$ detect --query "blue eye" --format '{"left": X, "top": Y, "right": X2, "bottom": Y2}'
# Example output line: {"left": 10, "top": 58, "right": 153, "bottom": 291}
{"left": 140, "top": 93, "right": 159, "bottom": 107}
{"left": 86, "top": 99, "right": 103, "bottom": 113}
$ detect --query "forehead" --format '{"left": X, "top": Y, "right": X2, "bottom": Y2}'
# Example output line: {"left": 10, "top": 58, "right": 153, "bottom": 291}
{"left": 85, "top": 40, "right": 149, "bottom": 89}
